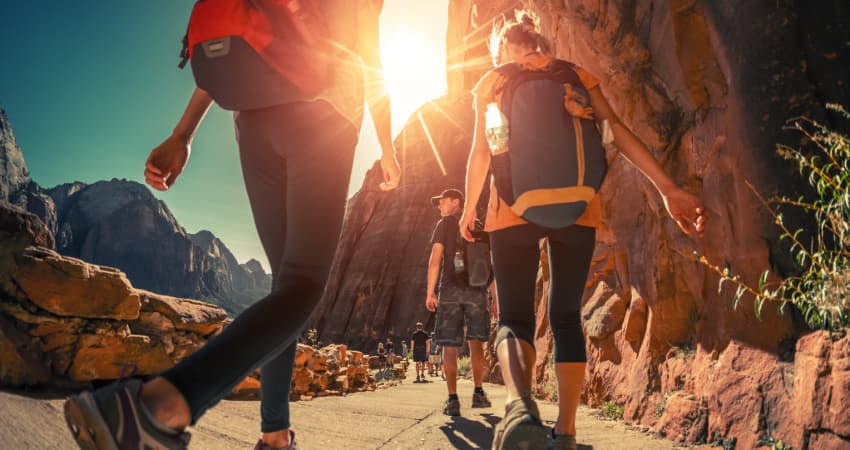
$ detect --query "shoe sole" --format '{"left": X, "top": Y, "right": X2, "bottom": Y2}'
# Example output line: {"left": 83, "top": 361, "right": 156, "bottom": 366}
{"left": 495, "top": 416, "right": 548, "bottom": 450}
{"left": 64, "top": 393, "right": 119, "bottom": 450}
{"left": 471, "top": 403, "right": 492, "bottom": 408}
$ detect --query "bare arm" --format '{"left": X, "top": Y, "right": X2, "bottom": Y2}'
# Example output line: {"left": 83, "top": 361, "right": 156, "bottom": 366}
{"left": 358, "top": 2, "right": 400, "bottom": 190}
{"left": 460, "top": 96, "right": 492, "bottom": 241}
{"left": 425, "top": 243, "right": 443, "bottom": 312}
{"left": 172, "top": 88, "right": 214, "bottom": 142}
{"left": 587, "top": 87, "right": 676, "bottom": 195}
{"left": 144, "top": 87, "right": 213, "bottom": 191}
{"left": 588, "top": 86, "right": 705, "bottom": 235}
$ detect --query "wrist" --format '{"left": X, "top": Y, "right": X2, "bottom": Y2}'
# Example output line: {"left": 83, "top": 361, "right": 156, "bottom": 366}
{"left": 171, "top": 129, "right": 194, "bottom": 144}
{"left": 654, "top": 178, "right": 678, "bottom": 197}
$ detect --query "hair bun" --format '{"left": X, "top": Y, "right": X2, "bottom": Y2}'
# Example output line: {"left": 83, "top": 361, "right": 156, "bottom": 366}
{"left": 518, "top": 12, "right": 537, "bottom": 32}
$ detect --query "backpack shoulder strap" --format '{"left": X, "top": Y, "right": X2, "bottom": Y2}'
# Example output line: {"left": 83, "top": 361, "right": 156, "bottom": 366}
{"left": 547, "top": 59, "right": 584, "bottom": 89}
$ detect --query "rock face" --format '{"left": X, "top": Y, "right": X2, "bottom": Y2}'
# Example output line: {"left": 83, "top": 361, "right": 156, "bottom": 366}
{"left": 314, "top": 1, "right": 849, "bottom": 448}
{"left": 449, "top": 1, "right": 848, "bottom": 449}
{"left": 0, "top": 108, "right": 29, "bottom": 201}
{"left": 0, "top": 108, "right": 271, "bottom": 316}
{"left": 0, "top": 202, "right": 226, "bottom": 385}
{"left": 0, "top": 202, "right": 374, "bottom": 399}
{"left": 42, "top": 178, "right": 271, "bottom": 315}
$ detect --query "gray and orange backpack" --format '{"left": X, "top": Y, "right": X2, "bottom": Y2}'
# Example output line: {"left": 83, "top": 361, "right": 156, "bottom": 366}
{"left": 489, "top": 59, "right": 608, "bottom": 229}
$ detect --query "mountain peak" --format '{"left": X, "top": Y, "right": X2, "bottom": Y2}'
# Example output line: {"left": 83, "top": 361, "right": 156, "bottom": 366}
{"left": 0, "top": 106, "right": 31, "bottom": 201}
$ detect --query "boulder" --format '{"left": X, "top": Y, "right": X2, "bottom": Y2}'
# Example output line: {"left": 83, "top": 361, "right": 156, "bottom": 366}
{"left": 12, "top": 247, "right": 140, "bottom": 320}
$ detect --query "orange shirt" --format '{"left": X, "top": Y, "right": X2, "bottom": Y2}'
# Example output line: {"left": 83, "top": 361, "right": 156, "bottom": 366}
{"left": 471, "top": 54, "right": 603, "bottom": 232}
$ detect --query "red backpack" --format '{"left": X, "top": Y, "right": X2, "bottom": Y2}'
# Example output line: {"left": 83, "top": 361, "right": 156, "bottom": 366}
{"left": 179, "top": 0, "right": 333, "bottom": 111}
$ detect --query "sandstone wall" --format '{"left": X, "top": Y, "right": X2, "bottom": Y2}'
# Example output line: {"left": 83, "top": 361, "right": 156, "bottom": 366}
{"left": 444, "top": 1, "right": 849, "bottom": 448}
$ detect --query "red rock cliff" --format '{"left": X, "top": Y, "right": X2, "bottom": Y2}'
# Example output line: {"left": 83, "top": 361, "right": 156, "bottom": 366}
{"left": 315, "top": 0, "right": 850, "bottom": 448}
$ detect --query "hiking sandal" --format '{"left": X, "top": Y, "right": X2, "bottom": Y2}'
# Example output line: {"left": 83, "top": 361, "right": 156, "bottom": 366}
{"left": 64, "top": 378, "right": 191, "bottom": 450}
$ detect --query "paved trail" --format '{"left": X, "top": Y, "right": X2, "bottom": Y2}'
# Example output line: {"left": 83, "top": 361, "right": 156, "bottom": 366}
{"left": 0, "top": 365, "right": 677, "bottom": 449}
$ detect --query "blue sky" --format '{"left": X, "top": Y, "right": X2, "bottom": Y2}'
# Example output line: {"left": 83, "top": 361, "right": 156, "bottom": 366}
{"left": 0, "top": 1, "right": 448, "bottom": 270}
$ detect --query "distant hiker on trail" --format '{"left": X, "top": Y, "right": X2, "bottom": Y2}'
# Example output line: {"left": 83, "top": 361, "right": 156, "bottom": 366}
{"left": 63, "top": 1, "right": 400, "bottom": 450}
{"left": 401, "top": 340, "right": 409, "bottom": 359}
{"left": 428, "top": 332, "right": 443, "bottom": 378}
{"left": 426, "top": 188, "right": 492, "bottom": 417}
{"left": 385, "top": 337, "right": 395, "bottom": 361}
{"left": 376, "top": 342, "right": 388, "bottom": 369}
{"left": 410, "top": 322, "right": 430, "bottom": 383}
{"left": 461, "top": 10, "right": 705, "bottom": 450}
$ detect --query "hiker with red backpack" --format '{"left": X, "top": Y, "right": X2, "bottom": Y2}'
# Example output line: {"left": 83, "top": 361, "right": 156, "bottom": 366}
{"left": 63, "top": 1, "right": 399, "bottom": 449}
{"left": 460, "top": 11, "right": 706, "bottom": 450}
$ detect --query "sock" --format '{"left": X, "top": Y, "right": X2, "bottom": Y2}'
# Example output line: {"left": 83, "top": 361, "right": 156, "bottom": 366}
{"left": 474, "top": 387, "right": 485, "bottom": 395}
{"left": 448, "top": 394, "right": 459, "bottom": 401}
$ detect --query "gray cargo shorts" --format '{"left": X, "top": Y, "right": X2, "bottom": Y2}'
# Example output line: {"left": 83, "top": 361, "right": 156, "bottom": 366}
{"left": 434, "top": 284, "right": 489, "bottom": 347}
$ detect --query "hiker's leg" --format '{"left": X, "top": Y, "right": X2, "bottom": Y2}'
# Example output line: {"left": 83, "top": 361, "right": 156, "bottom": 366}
{"left": 442, "top": 346, "right": 460, "bottom": 395}
{"left": 490, "top": 224, "right": 543, "bottom": 403}
{"left": 147, "top": 101, "right": 357, "bottom": 432}
{"left": 462, "top": 286, "right": 490, "bottom": 388}
{"left": 468, "top": 339, "right": 486, "bottom": 387}
{"left": 260, "top": 342, "right": 296, "bottom": 439}
{"left": 547, "top": 225, "right": 595, "bottom": 436}
{"left": 435, "top": 288, "right": 465, "bottom": 395}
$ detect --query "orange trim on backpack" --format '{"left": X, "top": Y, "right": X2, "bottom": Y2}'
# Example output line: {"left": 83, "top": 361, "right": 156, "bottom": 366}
{"left": 509, "top": 186, "right": 597, "bottom": 217}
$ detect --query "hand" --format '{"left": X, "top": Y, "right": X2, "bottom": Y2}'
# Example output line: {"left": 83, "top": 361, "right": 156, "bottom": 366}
{"left": 379, "top": 150, "right": 401, "bottom": 191}
{"left": 145, "top": 134, "right": 191, "bottom": 191}
{"left": 661, "top": 187, "right": 705, "bottom": 236}
{"left": 459, "top": 209, "right": 478, "bottom": 242}
{"left": 426, "top": 292, "right": 438, "bottom": 312}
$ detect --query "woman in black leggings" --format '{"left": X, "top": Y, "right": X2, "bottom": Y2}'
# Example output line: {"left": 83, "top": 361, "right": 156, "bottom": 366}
{"left": 63, "top": 2, "right": 399, "bottom": 450}
{"left": 460, "top": 11, "right": 705, "bottom": 450}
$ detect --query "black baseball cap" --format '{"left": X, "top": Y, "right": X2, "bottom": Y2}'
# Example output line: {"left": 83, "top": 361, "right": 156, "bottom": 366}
{"left": 430, "top": 188, "right": 464, "bottom": 206}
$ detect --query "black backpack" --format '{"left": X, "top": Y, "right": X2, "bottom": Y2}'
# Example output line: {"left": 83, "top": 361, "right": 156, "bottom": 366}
{"left": 454, "top": 220, "right": 492, "bottom": 288}
{"left": 491, "top": 59, "right": 607, "bottom": 229}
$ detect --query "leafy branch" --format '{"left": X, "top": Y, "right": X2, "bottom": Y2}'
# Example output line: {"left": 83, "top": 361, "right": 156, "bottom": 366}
{"left": 695, "top": 104, "right": 850, "bottom": 330}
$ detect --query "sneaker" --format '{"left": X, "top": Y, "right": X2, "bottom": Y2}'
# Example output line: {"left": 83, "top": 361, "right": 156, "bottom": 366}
{"left": 415, "top": 376, "right": 422, "bottom": 383}
{"left": 254, "top": 430, "right": 297, "bottom": 450}
{"left": 546, "top": 429, "right": 577, "bottom": 450}
{"left": 443, "top": 397, "right": 461, "bottom": 416}
{"left": 492, "top": 397, "right": 548, "bottom": 450}
{"left": 64, "top": 378, "right": 191, "bottom": 450}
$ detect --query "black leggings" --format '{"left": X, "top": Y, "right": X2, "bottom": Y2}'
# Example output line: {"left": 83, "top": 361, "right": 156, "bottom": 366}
{"left": 161, "top": 100, "right": 358, "bottom": 432}
{"left": 490, "top": 223, "right": 595, "bottom": 363}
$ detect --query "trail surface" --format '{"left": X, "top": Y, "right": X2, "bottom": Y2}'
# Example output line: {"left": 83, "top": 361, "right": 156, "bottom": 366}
{"left": 0, "top": 365, "right": 678, "bottom": 449}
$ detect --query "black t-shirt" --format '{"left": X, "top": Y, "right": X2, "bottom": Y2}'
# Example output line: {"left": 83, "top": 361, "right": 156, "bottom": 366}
{"left": 431, "top": 214, "right": 461, "bottom": 287}
{"left": 411, "top": 330, "right": 429, "bottom": 352}
{"left": 386, "top": 341, "right": 394, "bottom": 353}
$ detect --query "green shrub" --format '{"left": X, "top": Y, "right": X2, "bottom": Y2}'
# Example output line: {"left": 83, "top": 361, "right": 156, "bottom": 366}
{"left": 457, "top": 356, "right": 471, "bottom": 378}
{"left": 697, "top": 105, "right": 850, "bottom": 331}
{"left": 599, "top": 401, "right": 624, "bottom": 420}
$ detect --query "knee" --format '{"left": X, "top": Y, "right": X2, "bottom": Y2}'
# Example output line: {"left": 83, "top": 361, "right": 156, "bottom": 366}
{"left": 494, "top": 324, "right": 534, "bottom": 350}
{"left": 549, "top": 311, "right": 586, "bottom": 363}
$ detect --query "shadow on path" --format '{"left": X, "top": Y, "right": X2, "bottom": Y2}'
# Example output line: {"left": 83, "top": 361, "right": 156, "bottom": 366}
{"left": 438, "top": 413, "right": 499, "bottom": 450}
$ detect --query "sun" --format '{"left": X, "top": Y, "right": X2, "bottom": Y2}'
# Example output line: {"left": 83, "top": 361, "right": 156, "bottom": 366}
{"left": 380, "top": 30, "right": 447, "bottom": 134}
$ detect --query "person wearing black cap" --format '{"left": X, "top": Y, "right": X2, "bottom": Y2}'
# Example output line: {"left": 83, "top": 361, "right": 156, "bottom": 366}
{"left": 426, "top": 188, "right": 492, "bottom": 417}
